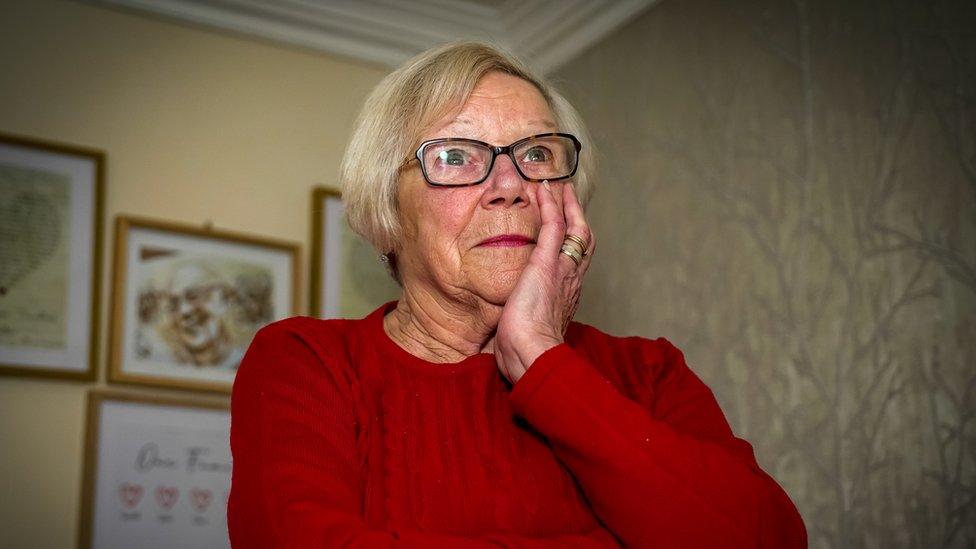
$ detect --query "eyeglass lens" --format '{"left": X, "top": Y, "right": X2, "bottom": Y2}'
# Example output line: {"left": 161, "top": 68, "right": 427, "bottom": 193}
{"left": 421, "top": 135, "right": 578, "bottom": 185}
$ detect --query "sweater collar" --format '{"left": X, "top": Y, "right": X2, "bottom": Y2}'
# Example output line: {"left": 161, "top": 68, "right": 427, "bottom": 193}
{"left": 367, "top": 301, "right": 497, "bottom": 376}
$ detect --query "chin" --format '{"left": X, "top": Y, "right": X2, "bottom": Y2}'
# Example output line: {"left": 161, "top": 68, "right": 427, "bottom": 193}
{"left": 470, "top": 268, "right": 522, "bottom": 306}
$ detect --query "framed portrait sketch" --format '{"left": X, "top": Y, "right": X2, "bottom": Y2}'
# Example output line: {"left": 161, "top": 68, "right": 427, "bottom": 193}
{"left": 78, "top": 391, "right": 232, "bottom": 549}
{"left": 109, "top": 216, "right": 299, "bottom": 393}
{"left": 310, "top": 187, "right": 399, "bottom": 319}
{"left": 0, "top": 133, "right": 104, "bottom": 381}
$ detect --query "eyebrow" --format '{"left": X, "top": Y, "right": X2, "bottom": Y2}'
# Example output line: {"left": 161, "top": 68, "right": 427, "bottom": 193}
{"left": 452, "top": 118, "right": 558, "bottom": 130}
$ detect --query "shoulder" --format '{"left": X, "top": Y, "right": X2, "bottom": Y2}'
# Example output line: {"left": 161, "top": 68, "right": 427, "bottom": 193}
{"left": 564, "top": 321, "right": 698, "bottom": 405}
{"left": 229, "top": 317, "right": 372, "bottom": 471}
{"left": 235, "top": 315, "right": 371, "bottom": 396}
{"left": 248, "top": 315, "right": 358, "bottom": 355}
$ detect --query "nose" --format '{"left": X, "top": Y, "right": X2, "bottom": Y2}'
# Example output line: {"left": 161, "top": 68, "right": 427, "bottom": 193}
{"left": 479, "top": 154, "right": 530, "bottom": 209}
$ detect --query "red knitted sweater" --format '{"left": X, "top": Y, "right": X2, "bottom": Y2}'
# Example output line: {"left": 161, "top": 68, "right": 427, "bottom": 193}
{"left": 228, "top": 301, "right": 807, "bottom": 547}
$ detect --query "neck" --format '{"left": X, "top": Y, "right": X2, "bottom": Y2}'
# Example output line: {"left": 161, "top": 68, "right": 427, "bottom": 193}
{"left": 384, "top": 285, "right": 501, "bottom": 363}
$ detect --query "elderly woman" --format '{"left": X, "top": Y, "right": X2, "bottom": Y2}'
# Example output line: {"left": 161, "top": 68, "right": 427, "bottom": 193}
{"left": 228, "top": 42, "right": 806, "bottom": 547}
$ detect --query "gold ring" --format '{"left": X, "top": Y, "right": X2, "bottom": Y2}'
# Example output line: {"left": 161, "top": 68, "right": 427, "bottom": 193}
{"left": 561, "top": 240, "right": 584, "bottom": 256}
{"left": 561, "top": 240, "right": 585, "bottom": 260}
{"left": 560, "top": 244, "right": 582, "bottom": 266}
{"left": 565, "top": 234, "right": 587, "bottom": 250}
{"left": 564, "top": 234, "right": 588, "bottom": 257}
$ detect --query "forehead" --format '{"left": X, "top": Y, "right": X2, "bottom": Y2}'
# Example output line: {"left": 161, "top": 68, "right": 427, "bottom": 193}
{"left": 423, "top": 72, "right": 557, "bottom": 142}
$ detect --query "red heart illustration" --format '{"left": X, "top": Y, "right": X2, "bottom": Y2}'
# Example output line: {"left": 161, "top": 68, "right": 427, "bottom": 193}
{"left": 190, "top": 488, "right": 212, "bottom": 513}
{"left": 155, "top": 486, "right": 179, "bottom": 510}
{"left": 119, "top": 483, "right": 143, "bottom": 508}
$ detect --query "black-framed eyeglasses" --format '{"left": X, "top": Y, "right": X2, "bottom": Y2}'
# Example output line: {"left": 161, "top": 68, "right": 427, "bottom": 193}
{"left": 405, "top": 132, "right": 582, "bottom": 187}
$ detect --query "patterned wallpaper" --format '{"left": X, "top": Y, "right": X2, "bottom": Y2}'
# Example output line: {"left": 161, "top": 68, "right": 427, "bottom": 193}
{"left": 556, "top": 0, "right": 975, "bottom": 546}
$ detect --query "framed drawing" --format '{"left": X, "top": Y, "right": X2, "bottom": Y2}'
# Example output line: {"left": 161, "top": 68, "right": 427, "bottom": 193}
{"left": 0, "top": 133, "right": 104, "bottom": 381}
{"left": 78, "top": 391, "right": 232, "bottom": 549}
{"left": 309, "top": 186, "right": 399, "bottom": 319}
{"left": 109, "top": 216, "right": 299, "bottom": 393}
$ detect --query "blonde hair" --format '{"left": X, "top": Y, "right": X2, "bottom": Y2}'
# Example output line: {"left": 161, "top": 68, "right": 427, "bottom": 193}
{"left": 340, "top": 41, "right": 594, "bottom": 255}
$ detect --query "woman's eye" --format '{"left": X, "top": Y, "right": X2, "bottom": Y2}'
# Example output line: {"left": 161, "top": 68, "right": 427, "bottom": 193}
{"left": 522, "top": 146, "right": 551, "bottom": 163}
{"left": 439, "top": 149, "right": 467, "bottom": 166}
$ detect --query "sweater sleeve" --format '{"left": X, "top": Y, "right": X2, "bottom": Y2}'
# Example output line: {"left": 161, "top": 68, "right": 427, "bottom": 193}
{"left": 228, "top": 321, "right": 619, "bottom": 548}
{"left": 508, "top": 340, "right": 807, "bottom": 549}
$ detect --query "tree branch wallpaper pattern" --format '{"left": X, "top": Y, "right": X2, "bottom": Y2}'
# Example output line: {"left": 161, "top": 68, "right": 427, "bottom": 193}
{"left": 558, "top": 0, "right": 975, "bottom": 546}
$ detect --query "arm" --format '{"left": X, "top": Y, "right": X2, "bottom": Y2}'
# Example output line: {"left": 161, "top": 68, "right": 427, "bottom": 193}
{"left": 508, "top": 340, "right": 807, "bottom": 549}
{"left": 228, "top": 321, "right": 619, "bottom": 548}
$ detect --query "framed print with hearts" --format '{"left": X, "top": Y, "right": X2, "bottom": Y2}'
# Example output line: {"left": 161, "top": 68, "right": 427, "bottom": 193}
{"left": 109, "top": 216, "right": 300, "bottom": 393}
{"left": 78, "top": 391, "right": 231, "bottom": 549}
{"left": 309, "top": 186, "right": 399, "bottom": 319}
{"left": 0, "top": 133, "right": 105, "bottom": 381}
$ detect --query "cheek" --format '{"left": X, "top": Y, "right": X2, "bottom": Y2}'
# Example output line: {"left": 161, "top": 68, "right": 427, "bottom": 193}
{"left": 410, "top": 192, "right": 476, "bottom": 256}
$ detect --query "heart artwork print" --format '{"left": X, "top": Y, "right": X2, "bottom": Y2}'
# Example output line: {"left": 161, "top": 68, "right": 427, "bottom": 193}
{"left": 154, "top": 486, "right": 179, "bottom": 511}
{"left": 118, "top": 483, "right": 143, "bottom": 509}
{"left": 190, "top": 488, "right": 213, "bottom": 513}
{"left": 0, "top": 191, "right": 61, "bottom": 292}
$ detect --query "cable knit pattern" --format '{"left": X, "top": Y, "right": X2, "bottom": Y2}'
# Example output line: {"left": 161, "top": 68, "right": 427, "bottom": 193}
{"left": 228, "top": 301, "right": 807, "bottom": 547}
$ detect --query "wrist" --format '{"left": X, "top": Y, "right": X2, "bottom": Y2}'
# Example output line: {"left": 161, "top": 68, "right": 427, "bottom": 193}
{"left": 514, "top": 335, "right": 562, "bottom": 369}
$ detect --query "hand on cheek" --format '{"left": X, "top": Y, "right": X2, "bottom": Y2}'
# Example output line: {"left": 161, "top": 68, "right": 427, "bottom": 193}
{"left": 494, "top": 180, "right": 595, "bottom": 384}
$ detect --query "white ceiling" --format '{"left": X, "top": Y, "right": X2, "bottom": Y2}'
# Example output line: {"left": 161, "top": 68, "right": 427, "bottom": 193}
{"left": 90, "top": 0, "right": 660, "bottom": 74}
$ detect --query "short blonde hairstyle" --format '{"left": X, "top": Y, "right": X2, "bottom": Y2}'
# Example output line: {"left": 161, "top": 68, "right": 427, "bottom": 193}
{"left": 340, "top": 41, "right": 595, "bottom": 254}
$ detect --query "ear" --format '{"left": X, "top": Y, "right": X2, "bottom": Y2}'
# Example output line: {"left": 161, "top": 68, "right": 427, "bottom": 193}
{"left": 380, "top": 251, "right": 402, "bottom": 286}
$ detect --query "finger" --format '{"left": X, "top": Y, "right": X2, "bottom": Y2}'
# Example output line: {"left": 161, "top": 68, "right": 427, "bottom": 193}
{"left": 562, "top": 182, "right": 591, "bottom": 247}
{"left": 577, "top": 228, "right": 595, "bottom": 275}
{"left": 536, "top": 180, "right": 567, "bottom": 263}
{"left": 542, "top": 184, "right": 581, "bottom": 272}
{"left": 555, "top": 183, "right": 588, "bottom": 272}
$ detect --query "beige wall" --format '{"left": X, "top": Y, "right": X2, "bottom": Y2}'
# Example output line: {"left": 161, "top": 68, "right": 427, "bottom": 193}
{"left": 0, "top": 1, "right": 385, "bottom": 547}
{"left": 557, "top": 0, "right": 976, "bottom": 547}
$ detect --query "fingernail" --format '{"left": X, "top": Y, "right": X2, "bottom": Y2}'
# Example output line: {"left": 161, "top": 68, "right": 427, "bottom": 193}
{"left": 543, "top": 180, "right": 551, "bottom": 191}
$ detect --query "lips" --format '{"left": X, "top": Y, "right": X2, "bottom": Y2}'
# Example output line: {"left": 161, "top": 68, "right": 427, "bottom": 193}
{"left": 477, "top": 234, "right": 535, "bottom": 247}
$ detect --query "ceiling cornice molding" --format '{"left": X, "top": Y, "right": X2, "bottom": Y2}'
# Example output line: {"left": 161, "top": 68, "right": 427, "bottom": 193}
{"left": 509, "top": 0, "right": 662, "bottom": 73}
{"left": 89, "top": 0, "right": 659, "bottom": 74}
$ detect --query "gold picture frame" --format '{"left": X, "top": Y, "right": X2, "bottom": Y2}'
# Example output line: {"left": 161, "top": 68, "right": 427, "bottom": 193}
{"left": 309, "top": 186, "right": 341, "bottom": 317}
{"left": 108, "top": 215, "right": 300, "bottom": 393}
{"left": 78, "top": 390, "right": 231, "bottom": 549}
{"left": 309, "top": 186, "right": 399, "bottom": 319}
{"left": 0, "top": 132, "right": 105, "bottom": 381}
